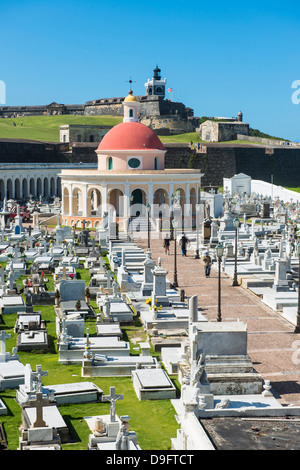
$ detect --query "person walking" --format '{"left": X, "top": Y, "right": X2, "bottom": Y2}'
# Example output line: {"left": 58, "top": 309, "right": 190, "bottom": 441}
{"left": 202, "top": 251, "right": 212, "bottom": 277}
{"left": 179, "top": 233, "right": 189, "bottom": 256}
{"left": 163, "top": 235, "right": 170, "bottom": 255}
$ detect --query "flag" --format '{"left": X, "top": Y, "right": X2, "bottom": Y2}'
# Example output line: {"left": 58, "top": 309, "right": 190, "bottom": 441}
{"left": 167, "top": 88, "right": 173, "bottom": 92}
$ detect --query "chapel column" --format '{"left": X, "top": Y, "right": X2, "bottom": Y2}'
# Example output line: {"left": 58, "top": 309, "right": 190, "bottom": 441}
{"left": 124, "top": 183, "right": 130, "bottom": 219}
{"left": 101, "top": 183, "right": 108, "bottom": 217}
{"left": 82, "top": 184, "right": 87, "bottom": 217}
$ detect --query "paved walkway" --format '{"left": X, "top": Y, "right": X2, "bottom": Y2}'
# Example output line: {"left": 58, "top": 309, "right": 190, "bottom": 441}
{"left": 135, "top": 234, "right": 300, "bottom": 406}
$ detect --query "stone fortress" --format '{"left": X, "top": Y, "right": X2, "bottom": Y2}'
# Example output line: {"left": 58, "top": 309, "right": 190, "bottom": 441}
{"left": 0, "top": 66, "right": 198, "bottom": 136}
{"left": 1, "top": 64, "right": 300, "bottom": 193}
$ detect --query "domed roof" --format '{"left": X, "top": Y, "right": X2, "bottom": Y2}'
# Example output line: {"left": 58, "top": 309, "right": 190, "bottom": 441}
{"left": 97, "top": 122, "right": 165, "bottom": 151}
{"left": 124, "top": 90, "right": 137, "bottom": 102}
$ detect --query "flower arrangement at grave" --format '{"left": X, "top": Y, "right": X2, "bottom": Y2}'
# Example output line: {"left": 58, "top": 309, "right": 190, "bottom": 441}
{"left": 145, "top": 298, "right": 151, "bottom": 305}
{"left": 69, "top": 273, "right": 74, "bottom": 279}
{"left": 75, "top": 299, "right": 81, "bottom": 311}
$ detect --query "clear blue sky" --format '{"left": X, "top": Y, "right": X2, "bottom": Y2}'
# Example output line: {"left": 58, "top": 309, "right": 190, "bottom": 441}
{"left": 1, "top": 0, "right": 300, "bottom": 141}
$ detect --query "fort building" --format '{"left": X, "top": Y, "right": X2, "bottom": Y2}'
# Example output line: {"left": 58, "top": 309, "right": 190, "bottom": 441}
{"left": 199, "top": 112, "right": 249, "bottom": 142}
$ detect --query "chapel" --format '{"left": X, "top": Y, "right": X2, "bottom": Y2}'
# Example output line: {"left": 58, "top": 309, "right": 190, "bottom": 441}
{"left": 59, "top": 89, "right": 203, "bottom": 231}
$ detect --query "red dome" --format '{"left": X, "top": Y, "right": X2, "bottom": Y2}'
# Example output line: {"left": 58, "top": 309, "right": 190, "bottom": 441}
{"left": 97, "top": 122, "right": 165, "bottom": 151}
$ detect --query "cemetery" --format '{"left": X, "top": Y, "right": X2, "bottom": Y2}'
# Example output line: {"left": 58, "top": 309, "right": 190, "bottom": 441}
{"left": 1, "top": 173, "right": 300, "bottom": 451}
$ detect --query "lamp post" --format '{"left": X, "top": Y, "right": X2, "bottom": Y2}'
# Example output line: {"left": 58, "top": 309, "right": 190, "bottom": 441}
{"left": 172, "top": 217, "right": 180, "bottom": 288}
{"left": 170, "top": 194, "right": 174, "bottom": 240}
{"left": 294, "top": 242, "right": 300, "bottom": 333}
{"left": 146, "top": 203, "right": 151, "bottom": 250}
{"left": 232, "top": 216, "right": 240, "bottom": 286}
{"left": 195, "top": 203, "right": 200, "bottom": 259}
{"left": 215, "top": 242, "right": 224, "bottom": 322}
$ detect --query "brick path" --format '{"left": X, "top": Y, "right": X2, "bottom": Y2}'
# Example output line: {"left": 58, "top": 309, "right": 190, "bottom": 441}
{"left": 135, "top": 234, "right": 300, "bottom": 406}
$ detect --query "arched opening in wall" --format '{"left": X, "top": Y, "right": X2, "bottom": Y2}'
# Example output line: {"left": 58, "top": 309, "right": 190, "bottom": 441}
{"left": 108, "top": 188, "right": 124, "bottom": 217}
{"left": 130, "top": 188, "right": 147, "bottom": 217}
{"left": 37, "top": 178, "right": 42, "bottom": 197}
{"left": 153, "top": 188, "right": 169, "bottom": 218}
{"left": 0, "top": 181, "right": 4, "bottom": 200}
{"left": 22, "top": 179, "right": 28, "bottom": 199}
{"left": 87, "top": 188, "right": 102, "bottom": 216}
{"left": 154, "top": 157, "right": 160, "bottom": 170}
{"left": 94, "top": 220, "right": 101, "bottom": 229}
{"left": 76, "top": 219, "right": 82, "bottom": 228}
{"left": 6, "top": 179, "right": 12, "bottom": 199}
{"left": 63, "top": 187, "right": 70, "bottom": 214}
{"left": 86, "top": 220, "right": 92, "bottom": 228}
{"left": 15, "top": 179, "right": 21, "bottom": 200}
{"left": 129, "top": 109, "right": 133, "bottom": 118}
{"left": 30, "top": 178, "right": 35, "bottom": 197}
{"left": 72, "top": 188, "right": 83, "bottom": 216}
{"left": 44, "top": 178, "right": 49, "bottom": 197}
{"left": 50, "top": 177, "right": 55, "bottom": 196}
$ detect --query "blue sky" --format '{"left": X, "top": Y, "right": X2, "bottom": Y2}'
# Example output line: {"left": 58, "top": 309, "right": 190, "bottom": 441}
{"left": 1, "top": 0, "right": 300, "bottom": 141}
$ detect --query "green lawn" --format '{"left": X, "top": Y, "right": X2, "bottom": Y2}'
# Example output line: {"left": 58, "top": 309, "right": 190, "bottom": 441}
{"left": 159, "top": 131, "right": 204, "bottom": 144}
{"left": 0, "top": 115, "right": 122, "bottom": 142}
{"left": 286, "top": 187, "right": 300, "bottom": 193}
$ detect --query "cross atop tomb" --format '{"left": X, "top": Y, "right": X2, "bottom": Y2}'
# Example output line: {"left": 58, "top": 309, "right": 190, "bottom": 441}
{"left": 102, "top": 386, "right": 123, "bottom": 422}
{"left": 32, "top": 390, "right": 47, "bottom": 428}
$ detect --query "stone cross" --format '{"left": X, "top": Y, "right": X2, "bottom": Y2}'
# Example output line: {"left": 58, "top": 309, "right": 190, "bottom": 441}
{"left": 62, "top": 265, "right": 67, "bottom": 280}
{"left": 82, "top": 219, "right": 87, "bottom": 231}
{"left": 32, "top": 389, "right": 47, "bottom": 428}
{"left": 102, "top": 386, "right": 123, "bottom": 422}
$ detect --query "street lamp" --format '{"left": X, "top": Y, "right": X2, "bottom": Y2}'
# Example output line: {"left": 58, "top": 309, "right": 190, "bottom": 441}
{"left": 215, "top": 242, "right": 224, "bottom": 322}
{"left": 170, "top": 194, "right": 174, "bottom": 241}
{"left": 172, "top": 217, "right": 180, "bottom": 288}
{"left": 232, "top": 216, "right": 240, "bottom": 286}
{"left": 195, "top": 203, "right": 200, "bottom": 259}
{"left": 146, "top": 203, "right": 151, "bottom": 250}
{"left": 294, "top": 242, "right": 300, "bottom": 333}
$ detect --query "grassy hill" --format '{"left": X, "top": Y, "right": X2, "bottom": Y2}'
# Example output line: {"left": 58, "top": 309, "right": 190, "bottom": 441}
{"left": 0, "top": 114, "right": 288, "bottom": 146}
{"left": 0, "top": 115, "right": 123, "bottom": 142}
